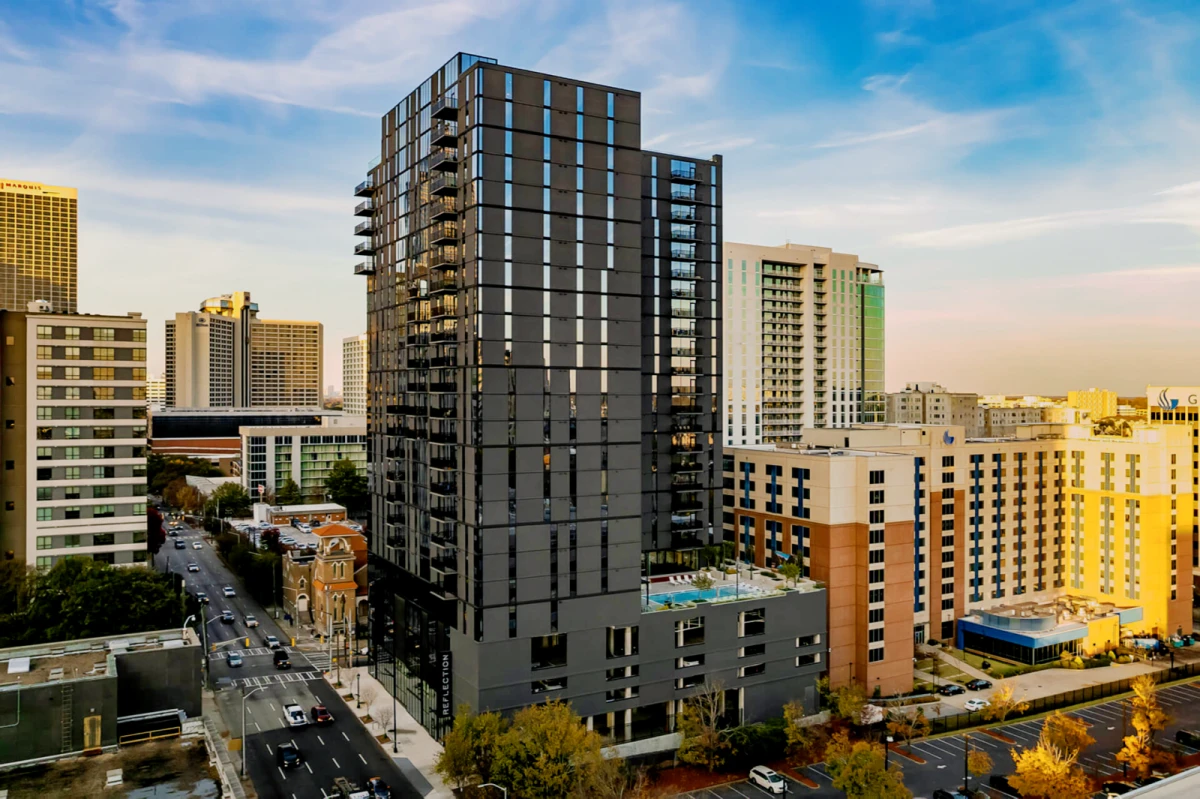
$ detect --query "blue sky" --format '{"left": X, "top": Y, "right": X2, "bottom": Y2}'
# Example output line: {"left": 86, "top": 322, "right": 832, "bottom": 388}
{"left": 1, "top": 0, "right": 1198, "bottom": 394}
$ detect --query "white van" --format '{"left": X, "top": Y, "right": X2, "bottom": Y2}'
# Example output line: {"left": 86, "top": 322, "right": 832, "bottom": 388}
{"left": 749, "top": 766, "right": 786, "bottom": 794}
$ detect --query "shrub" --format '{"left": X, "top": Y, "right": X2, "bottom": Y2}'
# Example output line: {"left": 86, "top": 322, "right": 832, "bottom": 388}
{"left": 723, "top": 719, "right": 788, "bottom": 770}
{"left": 981, "top": 661, "right": 991, "bottom": 670}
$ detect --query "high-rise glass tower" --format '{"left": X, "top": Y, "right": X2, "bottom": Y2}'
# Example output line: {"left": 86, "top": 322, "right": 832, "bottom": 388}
{"left": 0, "top": 179, "right": 78, "bottom": 313}
{"left": 354, "top": 54, "right": 773, "bottom": 739}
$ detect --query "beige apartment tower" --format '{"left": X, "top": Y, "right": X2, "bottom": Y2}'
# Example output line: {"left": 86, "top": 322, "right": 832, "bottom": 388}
{"left": 0, "top": 180, "right": 78, "bottom": 314}
{"left": 165, "top": 291, "right": 323, "bottom": 408}
{"left": 342, "top": 334, "right": 367, "bottom": 417}
{"left": 1069, "top": 388, "right": 1119, "bottom": 421}
{"left": 723, "top": 242, "right": 884, "bottom": 446}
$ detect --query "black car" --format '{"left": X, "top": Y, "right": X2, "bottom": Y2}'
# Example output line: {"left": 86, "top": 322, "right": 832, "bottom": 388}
{"left": 174, "top": 540, "right": 186, "bottom": 549}
{"left": 277, "top": 743, "right": 304, "bottom": 769}
{"left": 367, "top": 777, "right": 391, "bottom": 799}
{"left": 1135, "top": 776, "right": 1163, "bottom": 787}
{"left": 1100, "top": 782, "right": 1136, "bottom": 796}
{"left": 1175, "top": 729, "right": 1200, "bottom": 747}
{"left": 965, "top": 678, "right": 993, "bottom": 690}
{"left": 195, "top": 591, "right": 209, "bottom": 604}
{"left": 273, "top": 649, "right": 291, "bottom": 670}
{"left": 938, "top": 683, "right": 966, "bottom": 696}
{"left": 932, "top": 790, "right": 968, "bottom": 799}
{"left": 220, "top": 610, "right": 234, "bottom": 624}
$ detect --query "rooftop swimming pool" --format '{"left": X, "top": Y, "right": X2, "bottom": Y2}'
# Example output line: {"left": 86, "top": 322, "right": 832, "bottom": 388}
{"left": 645, "top": 584, "right": 763, "bottom": 607}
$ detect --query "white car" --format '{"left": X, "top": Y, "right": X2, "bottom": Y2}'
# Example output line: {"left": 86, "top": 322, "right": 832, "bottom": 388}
{"left": 244, "top": 614, "right": 259, "bottom": 628}
{"left": 222, "top": 586, "right": 236, "bottom": 597}
{"left": 284, "top": 704, "right": 308, "bottom": 728}
{"left": 192, "top": 541, "right": 203, "bottom": 550}
{"left": 297, "top": 523, "right": 312, "bottom": 533}
{"left": 265, "top": 635, "right": 281, "bottom": 649}
{"left": 964, "top": 698, "right": 989, "bottom": 712}
{"left": 749, "top": 765, "right": 786, "bottom": 794}
{"left": 187, "top": 563, "right": 200, "bottom": 573}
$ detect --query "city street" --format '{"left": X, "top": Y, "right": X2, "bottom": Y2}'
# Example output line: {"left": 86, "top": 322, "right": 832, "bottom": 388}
{"left": 673, "top": 680, "right": 1200, "bottom": 798}
{"left": 156, "top": 519, "right": 422, "bottom": 799}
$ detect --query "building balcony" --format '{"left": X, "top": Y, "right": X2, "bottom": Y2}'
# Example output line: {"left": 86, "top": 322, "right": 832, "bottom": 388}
{"left": 671, "top": 226, "right": 699, "bottom": 242}
{"left": 432, "top": 121, "right": 458, "bottom": 146}
{"left": 431, "top": 95, "right": 459, "bottom": 120}
{"left": 671, "top": 364, "right": 697, "bottom": 376}
{"left": 430, "top": 147, "right": 458, "bottom": 172}
{"left": 430, "top": 554, "right": 458, "bottom": 576}
{"left": 354, "top": 240, "right": 376, "bottom": 256}
{"left": 429, "top": 196, "right": 457, "bottom": 220}
{"left": 430, "top": 222, "right": 458, "bottom": 244}
{"left": 671, "top": 305, "right": 696, "bottom": 319}
{"left": 430, "top": 246, "right": 459, "bottom": 270}
{"left": 670, "top": 188, "right": 697, "bottom": 203}
{"left": 672, "top": 495, "right": 704, "bottom": 512}
{"left": 670, "top": 244, "right": 697, "bottom": 260}
{"left": 671, "top": 474, "right": 702, "bottom": 491}
{"left": 671, "top": 433, "right": 701, "bottom": 447}
{"left": 670, "top": 165, "right": 700, "bottom": 182}
{"left": 354, "top": 176, "right": 374, "bottom": 197}
{"left": 430, "top": 380, "right": 457, "bottom": 392}
{"left": 430, "top": 506, "right": 457, "bottom": 522}
{"left": 430, "top": 275, "right": 458, "bottom": 296}
{"left": 671, "top": 399, "right": 702, "bottom": 414}
{"left": 430, "top": 302, "right": 456, "bottom": 320}
{"left": 670, "top": 207, "right": 697, "bottom": 221}
{"left": 430, "top": 173, "right": 459, "bottom": 196}
{"left": 354, "top": 200, "right": 374, "bottom": 217}
{"left": 430, "top": 481, "right": 457, "bottom": 496}
{"left": 671, "top": 457, "right": 703, "bottom": 473}
{"left": 429, "top": 429, "right": 455, "bottom": 444}
{"left": 670, "top": 286, "right": 697, "bottom": 299}
{"left": 354, "top": 261, "right": 375, "bottom": 276}
{"left": 670, "top": 326, "right": 697, "bottom": 338}
{"left": 354, "top": 220, "right": 375, "bottom": 237}
{"left": 670, "top": 346, "right": 696, "bottom": 357}
{"left": 670, "top": 263, "right": 698, "bottom": 280}
{"left": 671, "top": 532, "right": 704, "bottom": 550}
{"left": 431, "top": 455, "right": 457, "bottom": 470}
{"left": 671, "top": 514, "right": 703, "bottom": 532}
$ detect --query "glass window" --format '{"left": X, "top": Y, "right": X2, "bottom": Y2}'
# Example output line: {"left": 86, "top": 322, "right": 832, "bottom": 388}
{"left": 93, "top": 328, "right": 115, "bottom": 341}
{"left": 36, "top": 325, "right": 52, "bottom": 339}
{"left": 64, "top": 327, "right": 79, "bottom": 340}
{"left": 132, "top": 348, "right": 146, "bottom": 361}
{"left": 93, "top": 367, "right": 114, "bottom": 381}
{"left": 133, "top": 329, "right": 146, "bottom": 342}
{"left": 93, "top": 347, "right": 115, "bottom": 361}
{"left": 37, "top": 508, "right": 53, "bottom": 522}
{"left": 64, "top": 367, "right": 80, "bottom": 380}
{"left": 36, "top": 345, "right": 53, "bottom": 359}
{"left": 36, "top": 447, "right": 52, "bottom": 460}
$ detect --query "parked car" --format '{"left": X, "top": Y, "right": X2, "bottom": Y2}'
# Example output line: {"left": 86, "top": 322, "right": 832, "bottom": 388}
{"left": 1135, "top": 776, "right": 1163, "bottom": 787}
{"left": 276, "top": 743, "right": 304, "bottom": 769}
{"left": 311, "top": 705, "right": 334, "bottom": 725}
{"left": 174, "top": 540, "right": 186, "bottom": 550}
{"left": 1098, "top": 782, "right": 1136, "bottom": 797}
{"left": 227, "top": 652, "right": 243, "bottom": 668}
{"left": 265, "top": 634, "right": 281, "bottom": 649}
{"left": 1175, "top": 729, "right": 1200, "bottom": 747}
{"left": 274, "top": 649, "right": 291, "bottom": 670}
{"left": 220, "top": 610, "right": 235, "bottom": 624}
{"left": 965, "top": 678, "right": 993, "bottom": 691}
{"left": 367, "top": 777, "right": 391, "bottom": 798}
{"left": 932, "top": 790, "right": 970, "bottom": 799}
{"left": 284, "top": 704, "right": 308, "bottom": 728}
{"left": 938, "top": 683, "right": 966, "bottom": 696}
{"left": 187, "top": 563, "right": 200, "bottom": 572}
{"left": 310, "top": 520, "right": 322, "bottom": 528}
{"left": 222, "top": 586, "right": 236, "bottom": 597}
{"left": 964, "top": 698, "right": 989, "bottom": 712}
{"left": 749, "top": 766, "right": 786, "bottom": 795}
{"left": 244, "top": 614, "right": 259, "bottom": 628}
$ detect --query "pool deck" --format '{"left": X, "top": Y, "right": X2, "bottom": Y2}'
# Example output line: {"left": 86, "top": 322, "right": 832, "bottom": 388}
{"left": 641, "top": 564, "right": 820, "bottom": 609}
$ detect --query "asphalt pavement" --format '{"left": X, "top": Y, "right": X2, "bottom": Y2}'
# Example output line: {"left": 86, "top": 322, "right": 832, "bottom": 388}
{"left": 156, "top": 520, "right": 423, "bottom": 799}
{"left": 673, "top": 680, "right": 1200, "bottom": 798}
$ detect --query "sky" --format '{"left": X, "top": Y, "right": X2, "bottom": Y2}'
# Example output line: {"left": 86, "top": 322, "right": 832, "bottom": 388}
{"left": 1, "top": 0, "right": 1198, "bottom": 396}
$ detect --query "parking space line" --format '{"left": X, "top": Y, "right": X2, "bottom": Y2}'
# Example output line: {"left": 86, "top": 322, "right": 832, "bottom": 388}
{"left": 912, "top": 743, "right": 942, "bottom": 760}
{"left": 923, "top": 740, "right": 962, "bottom": 758}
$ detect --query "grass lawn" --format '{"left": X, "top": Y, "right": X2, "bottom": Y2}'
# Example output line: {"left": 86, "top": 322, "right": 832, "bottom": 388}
{"left": 943, "top": 647, "right": 1040, "bottom": 678}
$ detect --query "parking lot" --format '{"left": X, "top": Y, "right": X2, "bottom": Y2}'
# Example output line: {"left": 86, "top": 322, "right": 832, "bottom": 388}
{"left": 674, "top": 679, "right": 1200, "bottom": 798}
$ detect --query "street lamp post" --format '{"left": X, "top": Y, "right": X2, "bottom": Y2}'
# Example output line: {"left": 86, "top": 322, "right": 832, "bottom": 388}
{"left": 241, "top": 686, "right": 266, "bottom": 777}
{"left": 963, "top": 732, "right": 970, "bottom": 792}
{"left": 479, "top": 784, "right": 507, "bottom": 798}
{"left": 357, "top": 673, "right": 362, "bottom": 709}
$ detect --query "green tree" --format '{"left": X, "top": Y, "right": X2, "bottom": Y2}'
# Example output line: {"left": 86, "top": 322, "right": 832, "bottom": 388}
{"left": 4, "top": 559, "right": 182, "bottom": 647}
{"left": 435, "top": 704, "right": 507, "bottom": 790}
{"left": 325, "top": 459, "right": 368, "bottom": 513}
{"left": 827, "top": 681, "right": 869, "bottom": 723}
{"left": 676, "top": 681, "right": 730, "bottom": 771}
{"left": 825, "top": 730, "right": 911, "bottom": 799}
{"left": 148, "top": 454, "right": 221, "bottom": 496}
{"left": 206, "top": 482, "right": 252, "bottom": 519}
{"left": 886, "top": 707, "right": 931, "bottom": 753}
{"left": 778, "top": 561, "right": 801, "bottom": 586}
{"left": 783, "top": 700, "right": 828, "bottom": 766}
{"left": 492, "top": 700, "right": 606, "bottom": 799}
{"left": 691, "top": 572, "right": 714, "bottom": 590}
{"left": 276, "top": 477, "right": 303, "bottom": 506}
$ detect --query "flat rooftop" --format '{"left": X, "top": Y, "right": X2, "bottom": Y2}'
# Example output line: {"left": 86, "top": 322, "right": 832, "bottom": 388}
{"left": 0, "top": 629, "right": 199, "bottom": 688}
{"left": 3, "top": 651, "right": 111, "bottom": 685}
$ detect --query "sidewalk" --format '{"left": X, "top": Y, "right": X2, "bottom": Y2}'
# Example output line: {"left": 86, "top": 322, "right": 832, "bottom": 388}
{"left": 328, "top": 666, "right": 453, "bottom": 799}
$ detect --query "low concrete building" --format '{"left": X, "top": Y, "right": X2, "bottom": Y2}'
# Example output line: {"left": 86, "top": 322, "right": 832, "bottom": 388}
{"left": 0, "top": 629, "right": 202, "bottom": 768}
{"left": 956, "top": 596, "right": 1143, "bottom": 665}
{"left": 253, "top": 501, "right": 346, "bottom": 525}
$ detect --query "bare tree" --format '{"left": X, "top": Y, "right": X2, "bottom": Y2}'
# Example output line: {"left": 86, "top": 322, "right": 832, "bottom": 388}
{"left": 677, "top": 680, "right": 730, "bottom": 771}
{"left": 374, "top": 702, "right": 395, "bottom": 739}
{"left": 358, "top": 683, "right": 378, "bottom": 720}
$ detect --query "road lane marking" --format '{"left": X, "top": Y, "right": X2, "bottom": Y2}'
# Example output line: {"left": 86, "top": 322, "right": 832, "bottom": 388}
{"left": 911, "top": 743, "right": 942, "bottom": 760}
{"left": 359, "top": 754, "right": 367, "bottom": 765}
{"left": 266, "top": 744, "right": 273, "bottom": 754}
{"left": 306, "top": 763, "right": 313, "bottom": 774}
{"left": 318, "top": 735, "right": 325, "bottom": 745}
{"left": 291, "top": 739, "right": 297, "bottom": 748}
{"left": 332, "top": 757, "right": 340, "bottom": 769}
{"left": 270, "top": 703, "right": 277, "bottom": 712}
{"left": 254, "top": 722, "right": 261, "bottom": 732}
{"left": 278, "top": 767, "right": 286, "bottom": 780}
{"left": 343, "top": 732, "right": 350, "bottom": 741}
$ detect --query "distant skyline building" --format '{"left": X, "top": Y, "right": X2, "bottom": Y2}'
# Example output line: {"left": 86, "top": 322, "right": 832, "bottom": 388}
{"left": 1068, "top": 387, "right": 1119, "bottom": 421}
{"left": 0, "top": 304, "right": 148, "bottom": 567}
{"left": 0, "top": 179, "right": 78, "bottom": 314}
{"left": 887, "top": 382, "right": 983, "bottom": 437}
{"left": 239, "top": 415, "right": 366, "bottom": 501}
{"left": 723, "top": 242, "right": 884, "bottom": 446}
{"left": 146, "top": 373, "right": 166, "bottom": 408}
{"left": 165, "top": 290, "right": 323, "bottom": 409}
{"left": 342, "top": 333, "right": 367, "bottom": 417}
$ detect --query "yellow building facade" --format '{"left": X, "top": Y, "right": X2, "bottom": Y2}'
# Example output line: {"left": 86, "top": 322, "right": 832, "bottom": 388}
{"left": 0, "top": 179, "right": 78, "bottom": 313}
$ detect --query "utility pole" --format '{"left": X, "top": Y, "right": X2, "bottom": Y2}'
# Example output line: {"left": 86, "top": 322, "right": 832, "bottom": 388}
{"left": 963, "top": 732, "right": 970, "bottom": 792}
{"left": 200, "top": 604, "right": 209, "bottom": 690}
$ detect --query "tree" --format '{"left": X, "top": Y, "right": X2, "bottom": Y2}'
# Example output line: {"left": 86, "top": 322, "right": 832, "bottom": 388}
{"left": 691, "top": 572, "right": 714, "bottom": 590}
{"left": 828, "top": 681, "right": 869, "bottom": 723}
{"left": 1042, "top": 712, "right": 1094, "bottom": 756}
{"left": 164, "top": 477, "right": 203, "bottom": 514}
{"left": 325, "top": 459, "right": 368, "bottom": 513}
{"left": 886, "top": 707, "right": 931, "bottom": 753}
{"left": 783, "top": 700, "right": 826, "bottom": 765}
{"left": 1116, "top": 674, "right": 1169, "bottom": 779}
{"left": 147, "top": 506, "right": 166, "bottom": 555}
{"left": 492, "top": 700, "right": 606, "bottom": 799}
{"left": 583, "top": 759, "right": 663, "bottom": 799}
{"left": 436, "top": 705, "right": 508, "bottom": 790}
{"left": 1010, "top": 740, "right": 1091, "bottom": 799}
{"left": 967, "top": 749, "right": 993, "bottom": 782}
{"left": 206, "top": 482, "right": 252, "bottom": 519}
{"left": 148, "top": 454, "right": 221, "bottom": 496}
{"left": 276, "top": 477, "right": 303, "bottom": 506}
{"left": 982, "top": 681, "right": 1029, "bottom": 725}
{"left": 676, "top": 681, "right": 730, "bottom": 772}
{"left": 779, "top": 561, "right": 801, "bottom": 586}
{"left": 824, "top": 730, "right": 911, "bottom": 799}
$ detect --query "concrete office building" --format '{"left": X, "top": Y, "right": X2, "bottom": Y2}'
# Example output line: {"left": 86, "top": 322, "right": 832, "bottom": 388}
{"left": 353, "top": 53, "right": 819, "bottom": 742}
{"left": 0, "top": 179, "right": 78, "bottom": 314}
{"left": 723, "top": 242, "right": 884, "bottom": 447}
{"left": 240, "top": 415, "right": 366, "bottom": 500}
{"left": 165, "top": 291, "right": 322, "bottom": 409}
{"left": 887, "top": 382, "right": 983, "bottom": 437}
{"left": 730, "top": 420, "right": 1194, "bottom": 690}
{"left": 149, "top": 406, "right": 344, "bottom": 465}
{"left": 342, "top": 333, "right": 368, "bottom": 417}
{"left": 0, "top": 304, "right": 149, "bottom": 567}
{"left": 146, "top": 373, "right": 166, "bottom": 408}
{"left": 1069, "top": 387, "right": 1119, "bottom": 421}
